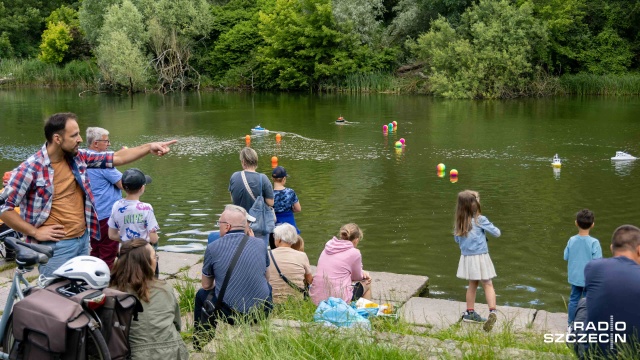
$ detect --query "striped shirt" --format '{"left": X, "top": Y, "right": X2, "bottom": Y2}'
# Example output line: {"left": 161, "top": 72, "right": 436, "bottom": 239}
{"left": 0, "top": 143, "right": 114, "bottom": 242}
{"left": 202, "top": 231, "right": 271, "bottom": 313}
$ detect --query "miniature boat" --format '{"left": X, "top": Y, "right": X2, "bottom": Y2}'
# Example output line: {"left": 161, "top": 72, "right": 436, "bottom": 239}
{"left": 251, "top": 125, "right": 269, "bottom": 134}
{"left": 335, "top": 116, "right": 346, "bottom": 124}
{"left": 551, "top": 154, "right": 562, "bottom": 168}
{"left": 611, "top": 151, "right": 637, "bottom": 161}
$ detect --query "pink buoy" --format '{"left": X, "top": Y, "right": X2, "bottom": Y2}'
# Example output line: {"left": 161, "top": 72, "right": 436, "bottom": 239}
{"left": 399, "top": 138, "right": 405, "bottom": 145}
{"left": 382, "top": 125, "right": 388, "bottom": 131}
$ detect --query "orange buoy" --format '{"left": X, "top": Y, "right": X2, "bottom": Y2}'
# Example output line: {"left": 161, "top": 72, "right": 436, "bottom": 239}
{"left": 245, "top": 135, "right": 251, "bottom": 145}
{"left": 276, "top": 133, "right": 281, "bottom": 142}
{"left": 271, "top": 156, "right": 278, "bottom": 167}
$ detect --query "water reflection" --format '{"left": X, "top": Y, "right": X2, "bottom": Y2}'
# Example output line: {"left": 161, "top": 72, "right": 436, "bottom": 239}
{"left": 612, "top": 160, "right": 635, "bottom": 176}
{"left": 553, "top": 167, "right": 561, "bottom": 180}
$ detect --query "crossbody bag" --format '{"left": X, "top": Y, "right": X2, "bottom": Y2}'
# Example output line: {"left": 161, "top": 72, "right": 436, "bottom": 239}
{"left": 202, "top": 234, "right": 250, "bottom": 319}
{"left": 268, "top": 248, "right": 309, "bottom": 299}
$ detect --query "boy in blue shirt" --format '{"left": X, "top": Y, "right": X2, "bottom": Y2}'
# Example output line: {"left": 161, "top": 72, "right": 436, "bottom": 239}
{"left": 564, "top": 209, "right": 602, "bottom": 326}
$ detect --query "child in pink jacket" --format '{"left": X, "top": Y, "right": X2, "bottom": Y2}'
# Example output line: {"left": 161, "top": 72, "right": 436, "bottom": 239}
{"left": 310, "top": 223, "right": 372, "bottom": 305}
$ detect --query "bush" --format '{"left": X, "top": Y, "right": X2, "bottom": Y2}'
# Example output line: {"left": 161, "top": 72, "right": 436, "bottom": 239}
{"left": 409, "top": 0, "right": 549, "bottom": 99}
{"left": 39, "top": 22, "right": 73, "bottom": 64}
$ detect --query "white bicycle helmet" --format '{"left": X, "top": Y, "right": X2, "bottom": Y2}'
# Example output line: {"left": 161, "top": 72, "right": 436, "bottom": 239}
{"left": 53, "top": 256, "right": 110, "bottom": 289}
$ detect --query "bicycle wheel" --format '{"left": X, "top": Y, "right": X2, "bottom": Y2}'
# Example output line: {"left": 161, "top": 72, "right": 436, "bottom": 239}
{"left": 2, "top": 314, "right": 14, "bottom": 355}
{"left": 86, "top": 326, "right": 111, "bottom": 360}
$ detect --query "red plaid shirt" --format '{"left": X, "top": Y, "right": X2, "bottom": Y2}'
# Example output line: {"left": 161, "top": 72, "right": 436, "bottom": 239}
{"left": 0, "top": 144, "right": 114, "bottom": 242}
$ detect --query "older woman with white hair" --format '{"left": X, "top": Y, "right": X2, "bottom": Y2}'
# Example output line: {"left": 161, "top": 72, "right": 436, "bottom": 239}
{"left": 267, "top": 223, "right": 312, "bottom": 303}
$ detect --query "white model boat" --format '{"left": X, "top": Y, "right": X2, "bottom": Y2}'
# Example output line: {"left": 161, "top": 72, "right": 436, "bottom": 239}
{"left": 251, "top": 125, "right": 269, "bottom": 134}
{"left": 611, "top": 151, "right": 637, "bottom": 161}
{"left": 551, "top": 154, "right": 562, "bottom": 168}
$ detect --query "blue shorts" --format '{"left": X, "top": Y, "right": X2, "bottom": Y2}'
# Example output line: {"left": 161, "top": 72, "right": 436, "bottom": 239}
{"left": 38, "top": 231, "right": 90, "bottom": 277}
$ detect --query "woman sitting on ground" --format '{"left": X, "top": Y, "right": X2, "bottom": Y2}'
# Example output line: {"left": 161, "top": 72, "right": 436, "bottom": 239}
{"left": 310, "top": 223, "right": 372, "bottom": 305}
{"left": 267, "top": 223, "right": 313, "bottom": 304}
{"left": 110, "top": 239, "right": 189, "bottom": 360}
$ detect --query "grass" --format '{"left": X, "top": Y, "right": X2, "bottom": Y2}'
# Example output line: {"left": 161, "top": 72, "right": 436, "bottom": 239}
{"left": 180, "top": 294, "right": 575, "bottom": 359}
{"left": 560, "top": 73, "right": 640, "bottom": 95}
{"left": 0, "top": 58, "right": 99, "bottom": 88}
{"left": 173, "top": 275, "right": 198, "bottom": 315}
{"left": 0, "top": 262, "right": 17, "bottom": 273}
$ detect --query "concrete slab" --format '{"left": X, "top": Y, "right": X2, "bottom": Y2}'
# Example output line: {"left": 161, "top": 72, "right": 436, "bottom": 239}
{"left": 185, "top": 263, "right": 203, "bottom": 281}
{"left": 157, "top": 252, "right": 202, "bottom": 278}
{"left": 368, "top": 271, "right": 429, "bottom": 305}
{"left": 0, "top": 285, "right": 11, "bottom": 311}
{"left": 309, "top": 266, "right": 429, "bottom": 306}
{"left": 532, "top": 310, "right": 568, "bottom": 334}
{"left": 401, "top": 297, "right": 536, "bottom": 332}
{"left": 0, "top": 266, "right": 37, "bottom": 280}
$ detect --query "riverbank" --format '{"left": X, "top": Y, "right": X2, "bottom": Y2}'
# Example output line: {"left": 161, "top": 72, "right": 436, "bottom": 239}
{"left": 154, "top": 252, "right": 573, "bottom": 359}
{"left": 2, "top": 251, "right": 624, "bottom": 358}
{"left": 3, "top": 59, "right": 640, "bottom": 96}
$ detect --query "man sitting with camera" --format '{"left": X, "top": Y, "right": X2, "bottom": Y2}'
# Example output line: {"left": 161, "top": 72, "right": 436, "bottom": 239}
{"left": 193, "top": 204, "right": 272, "bottom": 349}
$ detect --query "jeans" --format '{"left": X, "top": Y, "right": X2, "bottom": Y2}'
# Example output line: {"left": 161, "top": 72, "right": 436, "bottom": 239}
{"left": 568, "top": 285, "right": 586, "bottom": 325}
{"left": 38, "top": 231, "right": 90, "bottom": 277}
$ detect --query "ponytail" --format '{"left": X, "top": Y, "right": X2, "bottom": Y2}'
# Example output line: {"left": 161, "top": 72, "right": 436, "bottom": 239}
{"left": 339, "top": 223, "right": 362, "bottom": 242}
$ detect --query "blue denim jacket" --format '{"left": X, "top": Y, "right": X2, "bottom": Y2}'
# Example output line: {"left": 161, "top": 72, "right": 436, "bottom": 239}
{"left": 454, "top": 215, "right": 501, "bottom": 256}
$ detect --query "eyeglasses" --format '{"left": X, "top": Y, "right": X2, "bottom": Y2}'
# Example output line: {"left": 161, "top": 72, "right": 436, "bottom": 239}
{"left": 95, "top": 140, "right": 111, "bottom": 144}
{"left": 216, "top": 220, "right": 244, "bottom": 228}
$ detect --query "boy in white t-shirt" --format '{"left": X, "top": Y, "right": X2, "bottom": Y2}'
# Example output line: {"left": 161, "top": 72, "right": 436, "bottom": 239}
{"left": 108, "top": 168, "right": 159, "bottom": 244}
{"left": 108, "top": 168, "right": 160, "bottom": 275}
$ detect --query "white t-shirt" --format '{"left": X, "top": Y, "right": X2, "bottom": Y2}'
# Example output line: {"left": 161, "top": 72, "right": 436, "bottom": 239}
{"left": 108, "top": 199, "right": 159, "bottom": 242}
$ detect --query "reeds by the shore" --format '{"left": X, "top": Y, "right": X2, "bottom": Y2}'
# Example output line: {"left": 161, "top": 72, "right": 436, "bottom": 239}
{"left": 0, "top": 59, "right": 99, "bottom": 88}
{"left": 560, "top": 73, "right": 640, "bottom": 95}
{"left": 319, "top": 72, "right": 398, "bottom": 93}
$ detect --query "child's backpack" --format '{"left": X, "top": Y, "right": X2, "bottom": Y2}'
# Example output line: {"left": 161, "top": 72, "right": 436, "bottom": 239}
{"left": 42, "top": 279, "right": 142, "bottom": 360}
{"left": 10, "top": 288, "right": 92, "bottom": 360}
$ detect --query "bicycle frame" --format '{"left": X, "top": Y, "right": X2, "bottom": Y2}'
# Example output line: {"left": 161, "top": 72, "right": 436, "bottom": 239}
{"left": 0, "top": 267, "right": 32, "bottom": 359}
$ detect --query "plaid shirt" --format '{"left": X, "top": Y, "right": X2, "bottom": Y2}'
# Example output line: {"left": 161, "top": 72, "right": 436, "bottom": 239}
{"left": 0, "top": 144, "right": 114, "bottom": 242}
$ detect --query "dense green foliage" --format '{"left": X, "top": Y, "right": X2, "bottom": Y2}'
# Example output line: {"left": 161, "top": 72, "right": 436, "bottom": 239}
{"left": 1, "top": 0, "right": 640, "bottom": 96}
{"left": 410, "top": 0, "right": 548, "bottom": 98}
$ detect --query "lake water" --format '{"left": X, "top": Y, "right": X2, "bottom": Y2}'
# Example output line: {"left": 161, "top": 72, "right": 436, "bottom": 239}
{"left": 2, "top": 89, "right": 640, "bottom": 312}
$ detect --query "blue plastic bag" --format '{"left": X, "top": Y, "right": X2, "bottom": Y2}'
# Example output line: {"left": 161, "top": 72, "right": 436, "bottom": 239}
{"left": 313, "top": 297, "right": 371, "bottom": 329}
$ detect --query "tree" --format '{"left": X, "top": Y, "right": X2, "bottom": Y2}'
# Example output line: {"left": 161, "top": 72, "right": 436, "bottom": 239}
{"left": 579, "top": 28, "right": 633, "bottom": 74}
{"left": 78, "top": 0, "right": 120, "bottom": 46}
{"left": 332, "top": 0, "right": 385, "bottom": 45}
{"left": 410, "top": 0, "right": 549, "bottom": 98}
{"left": 38, "top": 5, "right": 90, "bottom": 64}
{"left": 38, "top": 21, "right": 72, "bottom": 64}
{"left": 95, "top": 0, "right": 148, "bottom": 91}
{"left": 0, "top": 0, "right": 77, "bottom": 58}
{"left": 387, "top": 0, "right": 473, "bottom": 41}
{"left": 258, "top": 0, "right": 355, "bottom": 90}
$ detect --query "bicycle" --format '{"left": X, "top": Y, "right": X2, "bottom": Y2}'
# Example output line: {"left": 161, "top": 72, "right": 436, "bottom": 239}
{"left": 0, "top": 227, "right": 18, "bottom": 260}
{"left": 0, "top": 235, "right": 110, "bottom": 359}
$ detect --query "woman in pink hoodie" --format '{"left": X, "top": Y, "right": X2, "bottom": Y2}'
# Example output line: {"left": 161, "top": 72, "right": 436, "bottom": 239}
{"left": 310, "top": 223, "right": 372, "bottom": 305}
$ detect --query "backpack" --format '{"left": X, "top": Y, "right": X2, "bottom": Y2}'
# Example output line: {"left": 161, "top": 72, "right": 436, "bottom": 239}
{"left": 43, "top": 279, "right": 142, "bottom": 360}
{"left": 10, "top": 287, "right": 91, "bottom": 360}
